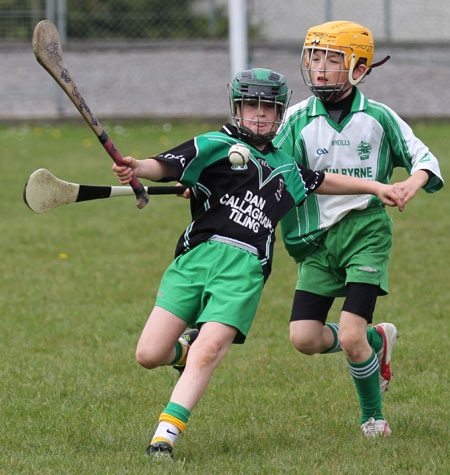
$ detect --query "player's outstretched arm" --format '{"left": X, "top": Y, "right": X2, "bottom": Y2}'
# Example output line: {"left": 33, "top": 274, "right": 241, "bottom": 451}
{"left": 112, "top": 156, "right": 177, "bottom": 184}
{"left": 316, "top": 173, "right": 405, "bottom": 211}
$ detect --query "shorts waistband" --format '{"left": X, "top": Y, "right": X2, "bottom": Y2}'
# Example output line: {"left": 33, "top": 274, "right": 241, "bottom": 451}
{"left": 209, "top": 235, "right": 259, "bottom": 256}
{"left": 341, "top": 205, "right": 386, "bottom": 221}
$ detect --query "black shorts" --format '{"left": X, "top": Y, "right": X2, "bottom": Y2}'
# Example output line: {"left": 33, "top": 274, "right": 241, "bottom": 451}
{"left": 290, "top": 283, "right": 379, "bottom": 324}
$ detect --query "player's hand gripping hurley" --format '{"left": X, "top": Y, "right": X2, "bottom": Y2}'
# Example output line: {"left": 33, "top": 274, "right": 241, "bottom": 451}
{"left": 32, "top": 20, "right": 149, "bottom": 209}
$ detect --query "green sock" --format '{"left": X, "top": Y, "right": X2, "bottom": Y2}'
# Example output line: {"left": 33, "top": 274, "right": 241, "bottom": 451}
{"left": 348, "top": 351, "right": 383, "bottom": 424}
{"left": 170, "top": 340, "right": 184, "bottom": 365}
{"left": 321, "top": 323, "right": 341, "bottom": 353}
{"left": 165, "top": 402, "right": 191, "bottom": 424}
{"left": 367, "top": 327, "right": 383, "bottom": 353}
{"left": 321, "top": 324, "right": 383, "bottom": 354}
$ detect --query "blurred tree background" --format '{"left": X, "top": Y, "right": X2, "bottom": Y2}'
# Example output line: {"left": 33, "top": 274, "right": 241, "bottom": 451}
{"left": 67, "top": 0, "right": 228, "bottom": 39}
{"left": 0, "top": 0, "right": 230, "bottom": 40}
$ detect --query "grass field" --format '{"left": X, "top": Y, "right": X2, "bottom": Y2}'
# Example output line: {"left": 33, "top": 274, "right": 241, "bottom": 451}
{"left": 0, "top": 120, "right": 448, "bottom": 474}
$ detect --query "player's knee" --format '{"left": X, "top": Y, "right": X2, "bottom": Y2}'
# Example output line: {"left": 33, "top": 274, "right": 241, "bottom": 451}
{"left": 188, "top": 339, "right": 221, "bottom": 368}
{"left": 290, "top": 330, "right": 319, "bottom": 355}
{"left": 338, "top": 330, "right": 364, "bottom": 359}
{"left": 135, "top": 346, "right": 161, "bottom": 369}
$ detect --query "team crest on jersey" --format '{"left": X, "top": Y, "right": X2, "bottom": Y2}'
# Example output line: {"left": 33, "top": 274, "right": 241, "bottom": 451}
{"left": 231, "top": 163, "right": 248, "bottom": 171}
{"left": 275, "top": 178, "right": 285, "bottom": 201}
{"left": 357, "top": 141, "right": 372, "bottom": 160}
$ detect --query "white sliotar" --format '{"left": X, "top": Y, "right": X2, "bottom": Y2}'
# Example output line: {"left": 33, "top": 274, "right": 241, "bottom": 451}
{"left": 228, "top": 144, "right": 251, "bottom": 165}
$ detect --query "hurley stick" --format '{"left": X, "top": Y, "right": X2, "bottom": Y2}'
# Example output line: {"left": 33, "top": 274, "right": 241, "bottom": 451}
{"left": 32, "top": 20, "right": 149, "bottom": 209}
{"left": 24, "top": 168, "right": 186, "bottom": 214}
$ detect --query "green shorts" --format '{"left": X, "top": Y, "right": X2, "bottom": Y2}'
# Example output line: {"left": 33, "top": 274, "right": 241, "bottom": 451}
{"left": 156, "top": 240, "right": 264, "bottom": 344}
{"left": 297, "top": 207, "right": 393, "bottom": 297}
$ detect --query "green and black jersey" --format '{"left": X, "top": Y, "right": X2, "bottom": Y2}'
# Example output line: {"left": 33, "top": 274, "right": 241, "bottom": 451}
{"left": 154, "top": 124, "right": 324, "bottom": 280}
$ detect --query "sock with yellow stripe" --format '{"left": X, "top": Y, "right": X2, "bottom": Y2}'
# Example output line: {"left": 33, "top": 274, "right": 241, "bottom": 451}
{"left": 150, "top": 402, "right": 191, "bottom": 448}
{"left": 170, "top": 338, "right": 189, "bottom": 366}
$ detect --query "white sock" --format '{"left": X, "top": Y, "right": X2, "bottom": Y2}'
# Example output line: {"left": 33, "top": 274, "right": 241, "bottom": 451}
{"left": 151, "top": 421, "right": 181, "bottom": 447}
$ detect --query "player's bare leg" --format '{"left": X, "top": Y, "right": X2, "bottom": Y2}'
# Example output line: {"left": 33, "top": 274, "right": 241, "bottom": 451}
{"left": 171, "top": 321, "right": 237, "bottom": 410}
{"left": 338, "top": 311, "right": 372, "bottom": 362}
{"left": 136, "top": 306, "right": 188, "bottom": 369}
{"left": 147, "top": 321, "right": 238, "bottom": 460}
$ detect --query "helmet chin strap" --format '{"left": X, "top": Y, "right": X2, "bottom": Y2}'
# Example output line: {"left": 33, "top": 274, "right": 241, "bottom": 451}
{"left": 238, "top": 124, "right": 275, "bottom": 146}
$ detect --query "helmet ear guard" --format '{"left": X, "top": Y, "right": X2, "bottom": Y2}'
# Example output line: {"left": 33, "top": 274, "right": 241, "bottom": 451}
{"left": 348, "top": 53, "right": 363, "bottom": 86}
{"left": 348, "top": 53, "right": 391, "bottom": 86}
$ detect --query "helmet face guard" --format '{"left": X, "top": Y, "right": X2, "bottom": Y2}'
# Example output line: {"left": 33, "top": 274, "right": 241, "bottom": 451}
{"left": 301, "top": 44, "right": 353, "bottom": 102}
{"left": 228, "top": 68, "right": 291, "bottom": 146}
{"left": 301, "top": 21, "right": 375, "bottom": 102}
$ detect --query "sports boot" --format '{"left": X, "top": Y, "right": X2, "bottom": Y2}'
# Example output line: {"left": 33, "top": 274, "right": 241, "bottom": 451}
{"left": 361, "top": 417, "right": 391, "bottom": 437}
{"left": 146, "top": 441, "right": 173, "bottom": 461}
{"left": 374, "top": 323, "right": 398, "bottom": 393}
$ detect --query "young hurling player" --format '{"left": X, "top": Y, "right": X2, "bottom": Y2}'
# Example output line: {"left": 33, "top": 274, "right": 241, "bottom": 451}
{"left": 274, "top": 21, "right": 444, "bottom": 437}
{"left": 113, "top": 68, "right": 405, "bottom": 461}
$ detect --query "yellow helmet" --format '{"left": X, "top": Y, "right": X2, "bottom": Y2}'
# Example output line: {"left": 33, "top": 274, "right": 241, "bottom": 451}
{"left": 304, "top": 21, "right": 375, "bottom": 69}
{"left": 301, "top": 21, "right": 376, "bottom": 101}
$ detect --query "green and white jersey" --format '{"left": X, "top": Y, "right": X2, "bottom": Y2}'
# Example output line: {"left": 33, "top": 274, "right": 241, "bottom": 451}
{"left": 154, "top": 124, "right": 324, "bottom": 280}
{"left": 274, "top": 88, "right": 444, "bottom": 263}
